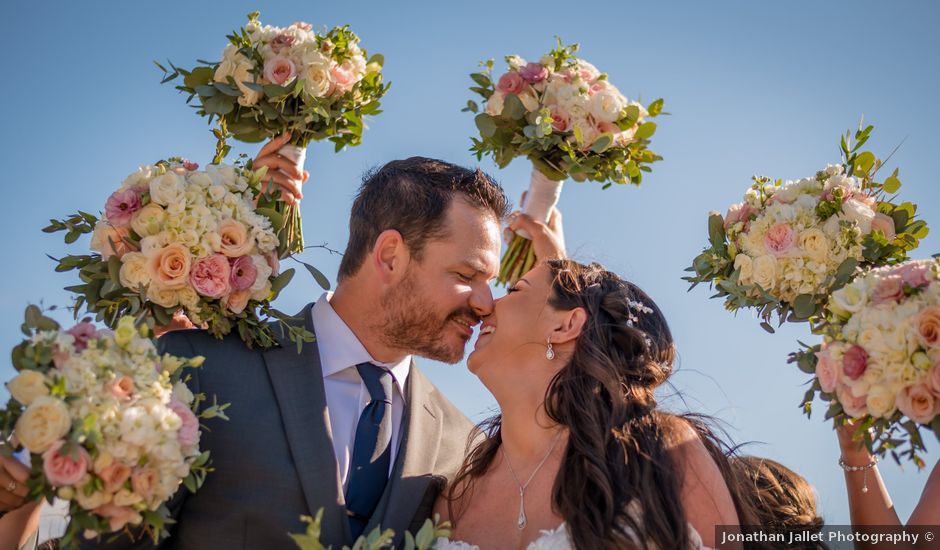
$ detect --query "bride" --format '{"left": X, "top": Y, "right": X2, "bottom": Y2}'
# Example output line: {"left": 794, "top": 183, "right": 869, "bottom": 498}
{"left": 433, "top": 213, "right": 740, "bottom": 549}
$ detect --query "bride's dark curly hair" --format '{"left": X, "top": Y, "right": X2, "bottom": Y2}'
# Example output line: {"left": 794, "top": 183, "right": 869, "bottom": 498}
{"left": 448, "top": 259, "right": 711, "bottom": 549}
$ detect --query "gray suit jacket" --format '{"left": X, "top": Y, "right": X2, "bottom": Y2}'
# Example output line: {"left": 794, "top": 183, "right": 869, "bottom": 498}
{"left": 86, "top": 304, "right": 475, "bottom": 549}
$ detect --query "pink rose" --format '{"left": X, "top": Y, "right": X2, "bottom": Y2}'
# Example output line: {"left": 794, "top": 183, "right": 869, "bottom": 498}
{"left": 104, "top": 376, "right": 134, "bottom": 400}
{"left": 496, "top": 72, "right": 525, "bottom": 95}
{"left": 263, "top": 56, "right": 297, "bottom": 86}
{"left": 929, "top": 365, "right": 940, "bottom": 397}
{"left": 91, "top": 223, "right": 134, "bottom": 261}
{"left": 837, "top": 384, "right": 868, "bottom": 419}
{"left": 131, "top": 467, "right": 159, "bottom": 500}
{"left": 182, "top": 160, "right": 199, "bottom": 171}
{"left": 871, "top": 275, "right": 905, "bottom": 305}
{"left": 549, "top": 107, "right": 570, "bottom": 132}
{"left": 229, "top": 256, "right": 258, "bottom": 291}
{"left": 292, "top": 21, "right": 312, "bottom": 31}
{"left": 216, "top": 219, "right": 254, "bottom": 258}
{"left": 815, "top": 349, "right": 838, "bottom": 393}
{"left": 66, "top": 322, "right": 98, "bottom": 352}
{"left": 225, "top": 289, "right": 252, "bottom": 315}
{"left": 146, "top": 243, "right": 191, "bottom": 290}
{"left": 42, "top": 440, "right": 90, "bottom": 487}
{"left": 330, "top": 62, "right": 357, "bottom": 95}
{"left": 871, "top": 213, "right": 896, "bottom": 240}
{"left": 270, "top": 33, "right": 296, "bottom": 54}
{"left": 595, "top": 120, "right": 619, "bottom": 135}
{"left": 168, "top": 399, "right": 200, "bottom": 448}
{"left": 763, "top": 223, "right": 796, "bottom": 257}
{"left": 519, "top": 62, "right": 549, "bottom": 84}
{"left": 588, "top": 81, "right": 609, "bottom": 96}
{"left": 104, "top": 189, "right": 142, "bottom": 228}
{"left": 897, "top": 384, "right": 938, "bottom": 424}
{"left": 52, "top": 348, "right": 71, "bottom": 369}
{"left": 190, "top": 254, "right": 231, "bottom": 299}
{"left": 94, "top": 504, "right": 142, "bottom": 532}
{"left": 842, "top": 345, "right": 869, "bottom": 380}
{"left": 915, "top": 305, "right": 940, "bottom": 349}
{"left": 97, "top": 461, "right": 131, "bottom": 493}
{"left": 896, "top": 262, "right": 931, "bottom": 289}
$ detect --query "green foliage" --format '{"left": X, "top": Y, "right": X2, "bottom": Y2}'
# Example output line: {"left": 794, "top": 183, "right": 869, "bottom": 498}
{"left": 291, "top": 510, "right": 450, "bottom": 550}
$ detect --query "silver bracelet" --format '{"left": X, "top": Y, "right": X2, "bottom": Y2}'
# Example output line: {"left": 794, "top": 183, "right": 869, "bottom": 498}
{"left": 839, "top": 456, "right": 878, "bottom": 493}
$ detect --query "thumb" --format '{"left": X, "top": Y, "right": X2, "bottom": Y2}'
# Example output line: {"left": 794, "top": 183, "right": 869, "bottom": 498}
{"left": 508, "top": 212, "right": 544, "bottom": 236}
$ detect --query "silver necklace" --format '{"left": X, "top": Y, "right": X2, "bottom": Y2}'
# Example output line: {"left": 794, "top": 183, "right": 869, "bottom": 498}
{"left": 499, "top": 431, "right": 562, "bottom": 530}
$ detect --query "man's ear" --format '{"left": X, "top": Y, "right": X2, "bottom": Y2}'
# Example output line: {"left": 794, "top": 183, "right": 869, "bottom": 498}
{"left": 550, "top": 307, "right": 587, "bottom": 345}
{"left": 372, "top": 229, "right": 411, "bottom": 284}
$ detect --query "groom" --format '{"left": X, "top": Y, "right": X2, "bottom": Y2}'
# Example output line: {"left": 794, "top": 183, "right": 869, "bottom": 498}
{"left": 88, "top": 151, "right": 508, "bottom": 549}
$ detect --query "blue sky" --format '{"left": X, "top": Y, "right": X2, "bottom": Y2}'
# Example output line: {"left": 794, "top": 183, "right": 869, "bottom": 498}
{"left": 3, "top": 0, "right": 939, "bottom": 525}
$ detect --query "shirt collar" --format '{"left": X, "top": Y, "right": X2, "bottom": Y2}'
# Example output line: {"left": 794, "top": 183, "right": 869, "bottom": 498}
{"left": 311, "top": 292, "right": 410, "bottom": 397}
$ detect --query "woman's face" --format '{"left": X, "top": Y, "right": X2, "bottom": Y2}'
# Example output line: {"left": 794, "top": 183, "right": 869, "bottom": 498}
{"left": 467, "top": 263, "right": 558, "bottom": 376}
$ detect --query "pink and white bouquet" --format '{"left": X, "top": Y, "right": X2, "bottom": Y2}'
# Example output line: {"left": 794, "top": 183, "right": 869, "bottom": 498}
{"left": 685, "top": 124, "right": 928, "bottom": 331}
{"left": 1, "top": 308, "right": 227, "bottom": 545}
{"left": 790, "top": 258, "right": 940, "bottom": 465}
{"left": 44, "top": 158, "right": 320, "bottom": 349}
{"left": 159, "top": 12, "right": 389, "bottom": 254}
{"left": 465, "top": 40, "right": 664, "bottom": 285}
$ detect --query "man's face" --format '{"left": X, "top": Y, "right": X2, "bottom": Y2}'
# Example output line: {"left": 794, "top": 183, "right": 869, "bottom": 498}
{"left": 378, "top": 199, "right": 501, "bottom": 363}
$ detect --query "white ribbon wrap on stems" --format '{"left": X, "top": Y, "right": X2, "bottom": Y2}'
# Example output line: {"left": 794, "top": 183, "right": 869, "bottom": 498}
{"left": 517, "top": 168, "right": 564, "bottom": 239}
{"left": 277, "top": 144, "right": 307, "bottom": 170}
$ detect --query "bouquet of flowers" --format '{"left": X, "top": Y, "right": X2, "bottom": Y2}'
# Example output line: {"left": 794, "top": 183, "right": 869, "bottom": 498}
{"left": 465, "top": 40, "right": 664, "bottom": 285}
{"left": 44, "top": 158, "right": 320, "bottom": 349}
{"left": 291, "top": 509, "right": 449, "bottom": 550}
{"left": 1, "top": 307, "right": 228, "bottom": 546}
{"left": 685, "top": 123, "right": 928, "bottom": 331}
{"left": 789, "top": 258, "right": 940, "bottom": 465}
{"left": 158, "top": 12, "right": 389, "bottom": 254}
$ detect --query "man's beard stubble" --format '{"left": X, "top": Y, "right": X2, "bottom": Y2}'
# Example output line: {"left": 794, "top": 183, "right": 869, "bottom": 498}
{"left": 375, "top": 268, "right": 478, "bottom": 363}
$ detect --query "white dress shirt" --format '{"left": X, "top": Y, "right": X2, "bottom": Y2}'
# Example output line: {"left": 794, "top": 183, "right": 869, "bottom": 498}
{"left": 311, "top": 292, "right": 411, "bottom": 490}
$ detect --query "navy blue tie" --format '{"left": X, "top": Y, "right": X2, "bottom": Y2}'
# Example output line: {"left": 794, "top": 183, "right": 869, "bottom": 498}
{"left": 345, "top": 362, "right": 394, "bottom": 539}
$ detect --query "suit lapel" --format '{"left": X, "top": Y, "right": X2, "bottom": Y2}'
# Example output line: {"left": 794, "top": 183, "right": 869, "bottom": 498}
{"left": 262, "top": 304, "right": 351, "bottom": 544}
{"left": 364, "top": 364, "right": 443, "bottom": 538}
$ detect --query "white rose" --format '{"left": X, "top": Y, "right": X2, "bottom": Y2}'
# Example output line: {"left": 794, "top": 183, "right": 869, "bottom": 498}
{"left": 250, "top": 255, "right": 274, "bottom": 300}
{"left": 139, "top": 233, "right": 170, "bottom": 256}
{"left": 842, "top": 198, "right": 875, "bottom": 235}
{"left": 15, "top": 396, "right": 72, "bottom": 453}
{"left": 130, "top": 203, "right": 166, "bottom": 237}
{"left": 485, "top": 91, "right": 506, "bottom": 116}
{"left": 733, "top": 254, "right": 753, "bottom": 284}
{"left": 751, "top": 255, "right": 778, "bottom": 290}
{"left": 172, "top": 382, "right": 195, "bottom": 406}
{"left": 149, "top": 172, "right": 185, "bottom": 207}
{"left": 799, "top": 228, "right": 829, "bottom": 261}
{"left": 7, "top": 370, "right": 50, "bottom": 405}
{"left": 866, "top": 385, "right": 898, "bottom": 419}
{"left": 301, "top": 50, "right": 333, "bottom": 98}
{"left": 119, "top": 252, "right": 150, "bottom": 290}
{"left": 589, "top": 90, "right": 625, "bottom": 123}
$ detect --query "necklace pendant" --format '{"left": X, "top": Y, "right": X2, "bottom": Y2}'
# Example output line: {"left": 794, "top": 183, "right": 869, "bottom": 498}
{"left": 517, "top": 491, "right": 527, "bottom": 530}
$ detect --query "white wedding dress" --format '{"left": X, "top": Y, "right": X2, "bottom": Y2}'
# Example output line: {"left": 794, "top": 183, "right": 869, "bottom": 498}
{"left": 436, "top": 517, "right": 714, "bottom": 549}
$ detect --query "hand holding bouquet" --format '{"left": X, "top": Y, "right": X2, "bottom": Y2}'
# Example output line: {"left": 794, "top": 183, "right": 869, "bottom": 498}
{"left": 685, "top": 123, "right": 928, "bottom": 331}
{"left": 789, "top": 258, "right": 940, "bottom": 465}
{"left": 44, "top": 158, "right": 319, "bottom": 349}
{"left": 466, "top": 40, "right": 663, "bottom": 285}
{"left": 159, "top": 12, "right": 389, "bottom": 254}
{"left": 2, "top": 308, "right": 227, "bottom": 545}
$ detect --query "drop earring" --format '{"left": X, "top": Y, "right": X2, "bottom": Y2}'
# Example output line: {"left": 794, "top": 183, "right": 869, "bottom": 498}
{"left": 545, "top": 337, "right": 555, "bottom": 360}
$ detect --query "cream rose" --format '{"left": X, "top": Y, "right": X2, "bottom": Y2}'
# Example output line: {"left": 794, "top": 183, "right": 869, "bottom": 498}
{"left": 589, "top": 89, "right": 625, "bottom": 123}
{"left": 148, "top": 172, "right": 185, "bottom": 207}
{"left": 518, "top": 90, "right": 540, "bottom": 112}
{"left": 865, "top": 385, "right": 897, "bottom": 419}
{"left": 301, "top": 50, "right": 333, "bottom": 98}
{"left": 118, "top": 252, "right": 150, "bottom": 291}
{"left": 751, "top": 255, "right": 778, "bottom": 290}
{"left": 146, "top": 243, "right": 191, "bottom": 290}
{"left": 215, "top": 219, "right": 254, "bottom": 258}
{"left": 7, "top": 370, "right": 50, "bottom": 405}
{"left": 147, "top": 285, "right": 180, "bottom": 309}
{"left": 734, "top": 254, "right": 753, "bottom": 284}
{"left": 798, "top": 228, "right": 828, "bottom": 261}
{"left": 130, "top": 203, "right": 166, "bottom": 237}
{"left": 485, "top": 91, "right": 506, "bottom": 116}
{"left": 232, "top": 58, "right": 261, "bottom": 107}
{"left": 15, "top": 396, "right": 71, "bottom": 453}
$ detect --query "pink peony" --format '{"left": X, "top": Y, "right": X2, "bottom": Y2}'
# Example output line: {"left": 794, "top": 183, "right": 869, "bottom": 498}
{"left": 131, "top": 467, "right": 159, "bottom": 500}
{"left": 105, "top": 189, "right": 142, "bottom": 228}
{"left": 42, "top": 440, "right": 90, "bottom": 487}
{"left": 842, "top": 345, "right": 869, "bottom": 380}
{"left": 263, "top": 56, "right": 297, "bottom": 86}
{"left": 724, "top": 204, "right": 756, "bottom": 230}
{"left": 94, "top": 504, "right": 142, "bottom": 532}
{"left": 168, "top": 399, "right": 200, "bottom": 448}
{"left": 896, "top": 262, "right": 931, "bottom": 289}
{"left": 763, "top": 223, "right": 796, "bottom": 257}
{"left": 519, "top": 62, "right": 549, "bottom": 84}
{"left": 65, "top": 322, "right": 98, "bottom": 352}
{"left": 229, "top": 256, "right": 258, "bottom": 291}
{"left": 189, "top": 254, "right": 231, "bottom": 299}
{"left": 97, "top": 461, "right": 131, "bottom": 493}
{"left": 182, "top": 160, "right": 199, "bottom": 171}
{"left": 871, "top": 213, "right": 897, "bottom": 240}
{"left": 330, "top": 62, "right": 357, "bottom": 94}
{"left": 496, "top": 72, "right": 526, "bottom": 95}
{"left": 104, "top": 376, "right": 134, "bottom": 400}
{"left": 897, "top": 384, "right": 938, "bottom": 424}
{"left": 815, "top": 348, "right": 838, "bottom": 393}
{"left": 270, "top": 33, "right": 296, "bottom": 54}
{"left": 871, "top": 275, "right": 905, "bottom": 305}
